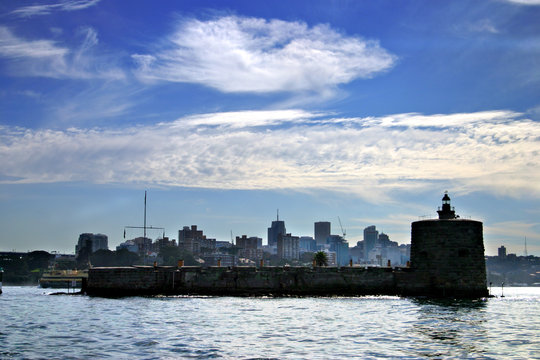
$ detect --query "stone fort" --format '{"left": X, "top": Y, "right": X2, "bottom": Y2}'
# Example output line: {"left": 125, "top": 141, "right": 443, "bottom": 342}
{"left": 85, "top": 193, "right": 488, "bottom": 298}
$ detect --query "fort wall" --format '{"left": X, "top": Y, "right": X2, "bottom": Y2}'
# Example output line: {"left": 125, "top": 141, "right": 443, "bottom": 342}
{"left": 84, "top": 264, "right": 485, "bottom": 298}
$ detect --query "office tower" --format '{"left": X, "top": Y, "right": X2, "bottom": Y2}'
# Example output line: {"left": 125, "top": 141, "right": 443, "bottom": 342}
{"left": 498, "top": 245, "right": 507, "bottom": 259}
{"left": 75, "top": 233, "right": 108, "bottom": 256}
{"left": 277, "top": 233, "right": 299, "bottom": 260}
{"left": 327, "top": 235, "right": 349, "bottom": 266}
{"left": 363, "top": 225, "right": 378, "bottom": 261}
{"left": 314, "top": 221, "right": 331, "bottom": 246}
{"left": 267, "top": 211, "right": 286, "bottom": 246}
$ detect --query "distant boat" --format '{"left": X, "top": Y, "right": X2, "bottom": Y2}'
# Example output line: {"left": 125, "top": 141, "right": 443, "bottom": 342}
{"left": 39, "top": 270, "right": 88, "bottom": 289}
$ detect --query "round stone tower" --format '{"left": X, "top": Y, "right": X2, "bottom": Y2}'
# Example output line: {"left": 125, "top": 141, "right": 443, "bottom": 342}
{"left": 410, "top": 193, "right": 488, "bottom": 297}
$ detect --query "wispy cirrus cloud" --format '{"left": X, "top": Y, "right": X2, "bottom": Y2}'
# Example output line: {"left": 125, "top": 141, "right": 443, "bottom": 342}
{"left": 0, "top": 26, "right": 68, "bottom": 59}
{"left": 461, "top": 19, "right": 499, "bottom": 34}
{"left": 1, "top": 110, "right": 538, "bottom": 203}
{"left": 132, "top": 16, "right": 396, "bottom": 95}
{"left": 504, "top": 0, "right": 540, "bottom": 5}
{"left": 11, "top": 0, "right": 101, "bottom": 17}
{"left": 0, "top": 26, "right": 124, "bottom": 80}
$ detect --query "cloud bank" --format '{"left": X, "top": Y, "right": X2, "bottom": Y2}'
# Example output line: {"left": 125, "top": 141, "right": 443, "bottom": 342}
{"left": 132, "top": 16, "right": 396, "bottom": 94}
{"left": 1, "top": 110, "right": 538, "bottom": 202}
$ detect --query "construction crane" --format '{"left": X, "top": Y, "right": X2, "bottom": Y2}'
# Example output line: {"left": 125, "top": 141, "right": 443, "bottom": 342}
{"left": 338, "top": 216, "right": 346, "bottom": 238}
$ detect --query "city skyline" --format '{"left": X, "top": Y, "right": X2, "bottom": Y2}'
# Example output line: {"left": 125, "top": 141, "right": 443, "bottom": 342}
{"left": 1, "top": 0, "right": 539, "bottom": 256}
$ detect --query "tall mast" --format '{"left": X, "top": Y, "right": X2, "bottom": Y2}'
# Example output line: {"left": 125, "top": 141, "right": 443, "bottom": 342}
{"left": 144, "top": 190, "right": 147, "bottom": 240}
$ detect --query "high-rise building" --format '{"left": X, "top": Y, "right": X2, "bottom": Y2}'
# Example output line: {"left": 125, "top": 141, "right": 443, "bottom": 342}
{"left": 178, "top": 225, "right": 211, "bottom": 255}
{"left": 236, "top": 235, "right": 263, "bottom": 261}
{"left": 75, "top": 233, "right": 108, "bottom": 256}
{"left": 277, "top": 233, "right": 299, "bottom": 260}
{"left": 378, "top": 233, "right": 398, "bottom": 248}
{"left": 236, "top": 235, "right": 259, "bottom": 249}
{"left": 314, "top": 221, "right": 331, "bottom": 246}
{"left": 132, "top": 237, "right": 152, "bottom": 255}
{"left": 267, "top": 211, "right": 286, "bottom": 247}
{"left": 327, "top": 235, "right": 349, "bottom": 266}
{"left": 364, "top": 225, "right": 378, "bottom": 261}
{"left": 498, "top": 245, "right": 507, "bottom": 259}
{"left": 299, "top": 236, "right": 317, "bottom": 253}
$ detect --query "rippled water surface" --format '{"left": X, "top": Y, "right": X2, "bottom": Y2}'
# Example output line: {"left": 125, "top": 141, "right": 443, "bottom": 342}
{"left": 1, "top": 286, "right": 539, "bottom": 359}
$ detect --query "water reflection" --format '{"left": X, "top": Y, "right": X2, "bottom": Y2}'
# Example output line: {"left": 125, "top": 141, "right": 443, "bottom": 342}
{"left": 409, "top": 297, "right": 489, "bottom": 358}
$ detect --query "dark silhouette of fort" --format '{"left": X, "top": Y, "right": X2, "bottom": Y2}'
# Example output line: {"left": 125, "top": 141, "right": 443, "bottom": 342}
{"left": 84, "top": 194, "right": 488, "bottom": 298}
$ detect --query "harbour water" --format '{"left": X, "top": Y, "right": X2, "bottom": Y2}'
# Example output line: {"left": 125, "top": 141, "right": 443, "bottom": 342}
{"left": 1, "top": 286, "right": 539, "bottom": 359}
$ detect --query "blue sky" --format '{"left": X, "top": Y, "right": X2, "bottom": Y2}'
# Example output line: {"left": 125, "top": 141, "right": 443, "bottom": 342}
{"left": 1, "top": 0, "right": 539, "bottom": 256}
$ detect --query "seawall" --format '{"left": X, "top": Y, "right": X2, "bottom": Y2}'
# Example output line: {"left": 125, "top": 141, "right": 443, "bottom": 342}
{"left": 84, "top": 265, "right": 486, "bottom": 298}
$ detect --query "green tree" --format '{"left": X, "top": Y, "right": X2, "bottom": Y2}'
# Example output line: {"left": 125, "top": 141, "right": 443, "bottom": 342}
{"left": 314, "top": 251, "right": 328, "bottom": 267}
{"left": 158, "top": 246, "right": 198, "bottom": 266}
{"left": 300, "top": 252, "right": 315, "bottom": 265}
{"left": 114, "top": 248, "right": 141, "bottom": 266}
{"left": 90, "top": 249, "right": 115, "bottom": 267}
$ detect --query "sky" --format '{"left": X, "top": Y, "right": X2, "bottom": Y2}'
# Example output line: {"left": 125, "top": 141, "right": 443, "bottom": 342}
{"left": 1, "top": 0, "right": 539, "bottom": 256}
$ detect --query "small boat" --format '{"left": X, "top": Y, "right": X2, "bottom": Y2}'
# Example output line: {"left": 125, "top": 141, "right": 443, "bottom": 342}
{"left": 39, "top": 269, "right": 88, "bottom": 289}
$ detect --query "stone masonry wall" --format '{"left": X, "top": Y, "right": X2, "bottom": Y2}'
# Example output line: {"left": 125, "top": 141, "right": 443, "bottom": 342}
{"left": 411, "top": 219, "right": 487, "bottom": 297}
{"left": 86, "top": 266, "right": 423, "bottom": 297}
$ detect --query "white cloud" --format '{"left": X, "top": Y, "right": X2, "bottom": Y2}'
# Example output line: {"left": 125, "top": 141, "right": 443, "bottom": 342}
{"left": 177, "top": 109, "right": 321, "bottom": 128}
{"left": 132, "top": 16, "right": 396, "bottom": 94}
{"left": 0, "top": 26, "right": 124, "bottom": 80}
{"left": 504, "top": 0, "right": 540, "bottom": 4}
{"left": 462, "top": 19, "right": 499, "bottom": 34}
{"left": 11, "top": 0, "right": 101, "bottom": 17}
{"left": 1, "top": 110, "right": 539, "bottom": 204}
{"left": 0, "top": 27, "right": 68, "bottom": 58}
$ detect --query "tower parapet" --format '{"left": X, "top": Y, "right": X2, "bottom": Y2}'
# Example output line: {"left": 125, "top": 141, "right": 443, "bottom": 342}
{"left": 410, "top": 193, "right": 488, "bottom": 297}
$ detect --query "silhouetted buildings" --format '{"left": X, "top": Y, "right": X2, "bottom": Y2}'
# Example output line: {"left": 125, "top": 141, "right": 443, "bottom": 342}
{"left": 116, "top": 240, "right": 138, "bottom": 253}
{"left": 75, "top": 233, "right": 108, "bottom": 256}
{"left": 299, "top": 236, "right": 316, "bottom": 253}
{"left": 103, "top": 210, "right": 413, "bottom": 268}
{"left": 363, "top": 225, "right": 378, "bottom": 261}
{"left": 277, "top": 233, "right": 299, "bottom": 260}
{"left": 75, "top": 233, "right": 109, "bottom": 266}
{"left": 178, "top": 225, "right": 216, "bottom": 255}
{"left": 327, "top": 235, "right": 349, "bottom": 266}
{"left": 132, "top": 237, "right": 152, "bottom": 256}
{"left": 314, "top": 221, "right": 331, "bottom": 247}
{"left": 236, "top": 235, "right": 263, "bottom": 262}
{"left": 201, "top": 253, "right": 236, "bottom": 267}
{"left": 498, "top": 245, "right": 507, "bottom": 259}
{"left": 152, "top": 237, "right": 177, "bottom": 253}
{"left": 267, "top": 212, "right": 286, "bottom": 247}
